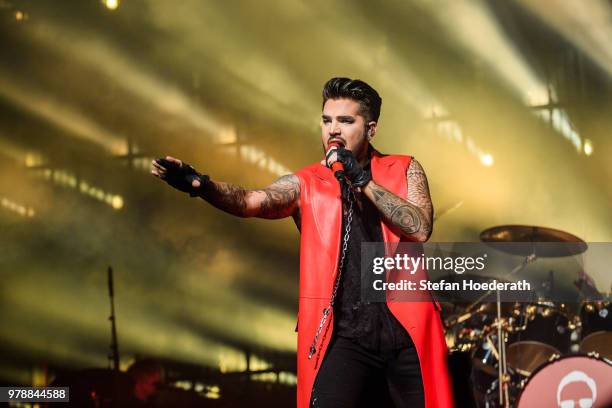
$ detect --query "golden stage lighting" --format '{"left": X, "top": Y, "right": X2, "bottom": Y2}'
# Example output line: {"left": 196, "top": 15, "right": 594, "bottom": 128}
{"left": 35, "top": 167, "right": 123, "bottom": 210}
{"left": 111, "top": 195, "right": 124, "bottom": 210}
{"left": 102, "top": 0, "right": 119, "bottom": 11}
{"left": 480, "top": 153, "right": 494, "bottom": 167}
{"left": 15, "top": 10, "right": 27, "bottom": 21}
{"left": 1, "top": 196, "right": 35, "bottom": 218}
{"left": 204, "top": 385, "right": 220, "bottom": 400}
{"left": 24, "top": 152, "right": 43, "bottom": 167}
{"left": 583, "top": 139, "right": 593, "bottom": 156}
{"left": 238, "top": 145, "right": 291, "bottom": 176}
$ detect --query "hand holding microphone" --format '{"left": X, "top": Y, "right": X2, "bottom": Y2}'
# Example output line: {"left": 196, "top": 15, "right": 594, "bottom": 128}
{"left": 325, "top": 144, "right": 371, "bottom": 188}
{"left": 326, "top": 141, "right": 346, "bottom": 182}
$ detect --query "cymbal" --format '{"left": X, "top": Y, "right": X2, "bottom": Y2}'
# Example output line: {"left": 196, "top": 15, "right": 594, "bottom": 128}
{"left": 480, "top": 225, "right": 587, "bottom": 257}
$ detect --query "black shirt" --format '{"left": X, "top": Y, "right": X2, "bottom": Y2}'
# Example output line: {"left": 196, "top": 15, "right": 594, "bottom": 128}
{"left": 333, "top": 167, "right": 414, "bottom": 352}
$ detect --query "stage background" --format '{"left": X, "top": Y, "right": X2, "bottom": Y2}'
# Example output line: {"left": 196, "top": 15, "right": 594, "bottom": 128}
{"left": 0, "top": 0, "right": 610, "bottom": 395}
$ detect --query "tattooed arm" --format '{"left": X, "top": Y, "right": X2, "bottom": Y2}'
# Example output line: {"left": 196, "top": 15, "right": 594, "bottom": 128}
{"left": 151, "top": 156, "right": 300, "bottom": 220}
{"left": 362, "top": 158, "right": 433, "bottom": 242}
{"left": 197, "top": 174, "right": 301, "bottom": 220}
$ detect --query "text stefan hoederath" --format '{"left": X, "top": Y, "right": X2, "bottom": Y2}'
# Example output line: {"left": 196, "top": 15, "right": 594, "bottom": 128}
{"left": 370, "top": 254, "right": 531, "bottom": 292}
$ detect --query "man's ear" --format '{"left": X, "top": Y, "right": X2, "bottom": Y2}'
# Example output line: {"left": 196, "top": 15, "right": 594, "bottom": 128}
{"left": 367, "top": 121, "right": 377, "bottom": 139}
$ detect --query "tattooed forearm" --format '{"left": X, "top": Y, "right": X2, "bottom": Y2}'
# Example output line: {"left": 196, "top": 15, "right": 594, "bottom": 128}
{"left": 199, "top": 174, "right": 300, "bottom": 219}
{"left": 406, "top": 159, "right": 433, "bottom": 222}
{"left": 364, "top": 159, "right": 433, "bottom": 241}
{"left": 369, "top": 185, "right": 423, "bottom": 236}
{"left": 200, "top": 181, "right": 249, "bottom": 217}
{"left": 255, "top": 175, "right": 300, "bottom": 219}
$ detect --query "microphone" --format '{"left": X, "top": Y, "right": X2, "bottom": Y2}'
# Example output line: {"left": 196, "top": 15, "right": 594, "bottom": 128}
{"left": 327, "top": 141, "right": 344, "bottom": 180}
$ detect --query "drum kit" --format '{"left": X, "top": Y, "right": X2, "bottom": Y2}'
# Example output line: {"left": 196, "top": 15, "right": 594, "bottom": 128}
{"left": 442, "top": 225, "right": 612, "bottom": 408}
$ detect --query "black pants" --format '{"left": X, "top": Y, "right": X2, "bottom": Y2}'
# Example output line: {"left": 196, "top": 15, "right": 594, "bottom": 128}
{"left": 310, "top": 336, "right": 425, "bottom": 408}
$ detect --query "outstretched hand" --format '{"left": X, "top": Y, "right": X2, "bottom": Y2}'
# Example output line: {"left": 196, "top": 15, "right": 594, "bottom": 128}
{"left": 151, "top": 156, "right": 209, "bottom": 196}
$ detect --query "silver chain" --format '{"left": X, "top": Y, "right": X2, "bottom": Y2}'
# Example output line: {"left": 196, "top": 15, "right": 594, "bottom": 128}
{"left": 308, "top": 186, "right": 355, "bottom": 360}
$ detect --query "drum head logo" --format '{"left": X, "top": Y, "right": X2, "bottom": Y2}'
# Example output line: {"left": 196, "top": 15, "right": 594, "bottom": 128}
{"left": 557, "top": 370, "right": 597, "bottom": 408}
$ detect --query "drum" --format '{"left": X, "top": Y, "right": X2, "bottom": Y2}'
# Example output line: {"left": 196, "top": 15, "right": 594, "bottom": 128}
{"left": 470, "top": 333, "right": 498, "bottom": 403}
{"left": 507, "top": 302, "right": 571, "bottom": 375}
{"left": 444, "top": 302, "right": 516, "bottom": 353}
{"left": 580, "top": 302, "right": 612, "bottom": 360}
{"left": 517, "top": 355, "right": 612, "bottom": 408}
{"left": 470, "top": 333, "right": 523, "bottom": 408}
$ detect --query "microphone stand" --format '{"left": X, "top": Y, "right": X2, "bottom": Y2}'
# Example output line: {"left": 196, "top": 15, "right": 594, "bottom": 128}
{"left": 451, "top": 252, "right": 536, "bottom": 407}
{"left": 108, "top": 266, "right": 120, "bottom": 371}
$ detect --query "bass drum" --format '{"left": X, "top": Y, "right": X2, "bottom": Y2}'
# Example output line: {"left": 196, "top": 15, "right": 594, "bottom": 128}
{"left": 517, "top": 355, "right": 612, "bottom": 408}
{"left": 507, "top": 302, "right": 571, "bottom": 376}
{"left": 580, "top": 302, "right": 612, "bottom": 361}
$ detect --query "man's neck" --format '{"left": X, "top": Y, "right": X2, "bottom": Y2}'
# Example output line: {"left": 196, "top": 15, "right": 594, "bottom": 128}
{"left": 356, "top": 144, "right": 373, "bottom": 167}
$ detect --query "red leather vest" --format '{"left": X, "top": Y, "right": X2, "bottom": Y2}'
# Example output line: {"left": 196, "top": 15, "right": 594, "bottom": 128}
{"left": 294, "top": 151, "right": 454, "bottom": 408}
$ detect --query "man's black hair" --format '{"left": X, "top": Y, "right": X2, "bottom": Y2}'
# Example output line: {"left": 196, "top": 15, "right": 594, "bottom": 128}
{"left": 322, "top": 77, "right": 382, "bottom": 122}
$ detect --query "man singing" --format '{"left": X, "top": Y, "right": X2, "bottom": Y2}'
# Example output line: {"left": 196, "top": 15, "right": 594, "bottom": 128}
{"left": 151, "top": 78, "right": 453, "bottom": 408}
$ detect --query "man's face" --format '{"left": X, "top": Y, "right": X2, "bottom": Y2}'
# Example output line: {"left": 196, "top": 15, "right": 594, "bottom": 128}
{"left": 321, "top": 98, "right": 374, "bottom": 162}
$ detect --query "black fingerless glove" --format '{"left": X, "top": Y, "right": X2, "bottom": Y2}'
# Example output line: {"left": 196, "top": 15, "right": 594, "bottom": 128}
{"left": 155, "top": 158, "right": 210, "bottom": 197}
{"left": 336, "top": 148, "right": 372, "bottom": 187}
